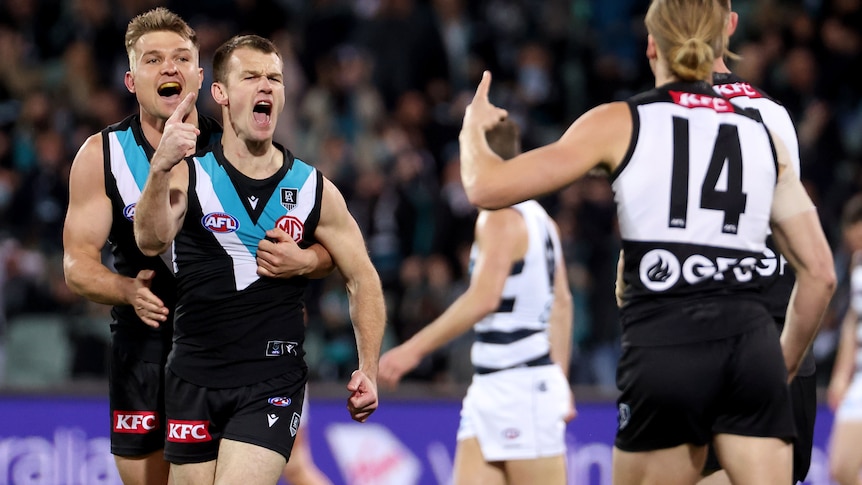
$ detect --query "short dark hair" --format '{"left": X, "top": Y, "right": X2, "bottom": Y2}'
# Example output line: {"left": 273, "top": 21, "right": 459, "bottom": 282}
{"left": 485, "top": 119, "right": 521, "bottom": 160}
{"left": 212, "top": 34, "right": 281, "bottom": 84}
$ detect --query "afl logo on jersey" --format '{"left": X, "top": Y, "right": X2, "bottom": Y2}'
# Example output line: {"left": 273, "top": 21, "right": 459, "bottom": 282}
{"left": 123, "top": 203, "right": 136, "bottom": 221}
{"left": 202, "top": 212, "right": 239, "bottom": 233}
{"left": 275, "top": 215, "right": 303, "bottom": 242}
{"left": 639, "top": 249, "right": 680, "bottom": 292}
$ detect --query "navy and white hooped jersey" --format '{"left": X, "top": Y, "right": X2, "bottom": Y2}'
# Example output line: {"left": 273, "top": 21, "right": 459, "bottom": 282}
{"left": 469, "top": 200, "right": 563, "bottom": 372}
{"left": 170, "top": 142, "right": 322, "bottom": 388}
{"left": 102, "top": 114, "right": 221, "bottom": 360}
{"left": 613, "top": 81, "right": 778, "bottom": 340}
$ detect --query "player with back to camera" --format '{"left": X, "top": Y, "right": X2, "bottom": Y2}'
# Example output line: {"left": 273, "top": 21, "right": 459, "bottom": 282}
{"left": 457, "top": 0, "right": 836, "bottom": 482}
{"left": 134, "top": 34, "right": 385, "bottom": 485}
{"left": 689, "top": 0, "right": 818, "bottom": 483}
{"left": 379, "top": 118, "right": 575, "bottom": 485}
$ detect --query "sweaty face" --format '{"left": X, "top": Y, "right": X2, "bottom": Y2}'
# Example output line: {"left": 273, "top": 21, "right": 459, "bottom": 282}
{"left": 221, "top": 48, "right": 285, "bottom": 142}
{"left": 127, "top": 31, "right": 203, "bottom": 121}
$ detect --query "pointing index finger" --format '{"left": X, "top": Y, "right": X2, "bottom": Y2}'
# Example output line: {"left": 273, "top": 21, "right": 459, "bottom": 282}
{"left": 473, "top": 70, "right": 493, "bottom": 103}
{"left": 169, "top": 92, "right": 197, "bottom": 123}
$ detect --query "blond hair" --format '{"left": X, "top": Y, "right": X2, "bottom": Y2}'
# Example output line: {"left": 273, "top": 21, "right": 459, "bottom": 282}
{"left": 125, "top": 7, "right": 198, "bottom": 71}
{"left": 645, "top": 0, "right": 726, "bottom": 81}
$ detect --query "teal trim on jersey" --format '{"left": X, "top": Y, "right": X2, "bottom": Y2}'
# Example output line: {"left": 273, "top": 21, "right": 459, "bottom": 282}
{"left": 195, "top": 153, "right": 315, "bottom": 257}
{"left": 114, "top": 127, "right": 150, "bottom": 191}
{"left": 257, "top": 158, "right": 314, "bottom": 230}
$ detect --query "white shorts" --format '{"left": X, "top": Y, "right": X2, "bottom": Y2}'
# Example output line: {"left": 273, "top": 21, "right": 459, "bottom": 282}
{"left": 836, "top": 374, "right": 862, "bottom": 422}
{"left": 456, "top": 364, "right": 569, "bottom": 461}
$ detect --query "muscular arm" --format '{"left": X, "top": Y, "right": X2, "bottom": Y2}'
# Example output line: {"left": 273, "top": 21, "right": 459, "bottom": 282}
{"left": 63, "top": 134, "right": 136, "bottom": 305}
{"left": 770, "top": 139, "right": 836, "bottom": 380}
{"left": 134, "top": 93, "right": 196, "bottom": 256}
{"left": 460, "top": 72, "right": 631, "bottom": 209}
{"left": 314, "top": 178, "right": 386, "bottom": 379}
{"left": 378, "top": 208, "right": 527, "bottom": 387}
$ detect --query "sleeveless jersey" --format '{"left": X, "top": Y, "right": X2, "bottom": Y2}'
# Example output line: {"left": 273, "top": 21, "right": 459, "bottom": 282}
{"left": 469, "top": 200, "right": 563, "bottom": 372}
{"left": 103, "top": 114, "right": 221, "bottom": 361}
{"left": 714, "top": 72, "right": 815, "bottom": 376}
{"left": 170, "top": 142, "right": 322, "bottom": 388}
{"left": 613, "top": 81, "right": 778, "bottom": 345}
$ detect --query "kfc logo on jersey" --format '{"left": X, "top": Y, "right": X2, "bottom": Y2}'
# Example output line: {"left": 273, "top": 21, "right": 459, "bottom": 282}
{"left": 202, "top": 212, "right": 239, "bottom": 233}
{"left": 275, "top": 215, "right": 304, "bottom": 242}
{"left": 123, "top": 203, "right": 136, "bottom": 221}
{"left": 638, "top": 249, "right": 760, "bottom": 292}
{"left": 280, "top": 188, "right": 298, "bottom": 211}
{"left": 113, "top": 411, "right": 159, "bottom": 434}
{"left": 714, "top": 82, "right": 763, "bottom": 99}
{"left": 167, "top": 419, "right": 211, "bottom": 443}
{"left": 669, "top": 91, "right": 734, "bottom": 112}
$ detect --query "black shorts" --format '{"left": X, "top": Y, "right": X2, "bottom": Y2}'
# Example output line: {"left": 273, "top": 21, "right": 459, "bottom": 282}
{"left": 703, "top": 373, "right": 817, "bottom": 482}
{"left": 614, "top": 322, "right": 795, "bottom": 451}
{"left": 108, "top": 344, "right": 167, "bottom": 457}
{"left": 163, "top": 366, "right": 307, "bottom": 464}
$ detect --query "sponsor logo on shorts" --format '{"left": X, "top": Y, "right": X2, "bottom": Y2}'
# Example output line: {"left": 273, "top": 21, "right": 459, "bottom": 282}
{"left": 268, "top": 397, "right": 292, "bottom": 407}
{"left": 166, "top": 419, "right": 211, "bottom": 443}
{"left": 113, "top": 411, "right": 159, "bottom": 434}
{"left": 267, "top": 413, "right": 280, "bottom": 428}
{"left": 201, "top": 212, "right": 239, "bottom": 233}
{"left": 502, "top": 428, "right": 520, "bottom": 440}
{"left": 265, "top": 340, "right": 299, "bottom": 357}
{"left": 122, "top": 203, "right": 136, "bottom": 221}
{"left": 537, "top": 380, "right": 547, "bottom": 392}
{"left": 618, "top": 403, "right": 631, "bottom": 430}
{"left": 275, "top": 215, "right": 303, "bottom": 242}
{"left": 290, "top": 412, "right": 301, "bottom": 437}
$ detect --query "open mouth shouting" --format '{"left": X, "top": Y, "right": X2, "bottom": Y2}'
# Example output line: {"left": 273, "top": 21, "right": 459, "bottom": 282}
{"left": 252, "top": 101, "right": 273, "bottom": 127}
{"left": 157, "top": 82, "right": 182, "bottom": 98}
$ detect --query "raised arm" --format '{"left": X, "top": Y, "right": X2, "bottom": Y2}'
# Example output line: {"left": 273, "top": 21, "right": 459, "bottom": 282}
{"left": 769, "top": 135, "right": 836, "bottom": 381}
{"left": 134, "top": 92, "right": 197, "bottom": 256}
{"left": 313, "top": 177, "right": 385, "bottom": 422}
{"left": 459, "top": 71, "right": 631, "bottom": 209}
{"left": 378, "top": 208, "right": 527, "bottom": 388}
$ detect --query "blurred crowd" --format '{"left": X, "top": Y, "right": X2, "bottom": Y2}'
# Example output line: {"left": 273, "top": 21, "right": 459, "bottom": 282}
{"left": 0, "top": 0, "right": 860, "bottom": 391}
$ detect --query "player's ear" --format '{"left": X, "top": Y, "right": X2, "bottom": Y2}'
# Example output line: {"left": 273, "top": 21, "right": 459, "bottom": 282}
{"left": 124, "top": 71, "right": 136, "bottom": 94}
{"left": 727, "top": 11, "right": 739, "bottom": 37}
{"left": 646, "top": 34, "right": 658, "bottom": 61}
{"left": 211, "top": 82, "right": 228, "bottom": 106}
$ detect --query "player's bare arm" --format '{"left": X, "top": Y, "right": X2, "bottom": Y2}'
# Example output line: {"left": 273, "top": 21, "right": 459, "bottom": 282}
{"left": 459, "top": 71, "right": 631, "bottom": 209}
{"left": 313, "top": 176, "right": 385, "bottom": 422}
{"left": 379, "top": 208, "right": 528, "bottom": 388}
{"left": 769, "top": 137, "right": 836, "bottom": 380}
{"left": 63, "top": 133, "right": 168, "bottom": 327}
{"left": 135, "top": 92, "right": 197, "bottom": 256}
{"left": 547, "top": 220, "right": 576, "bottom": 421}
